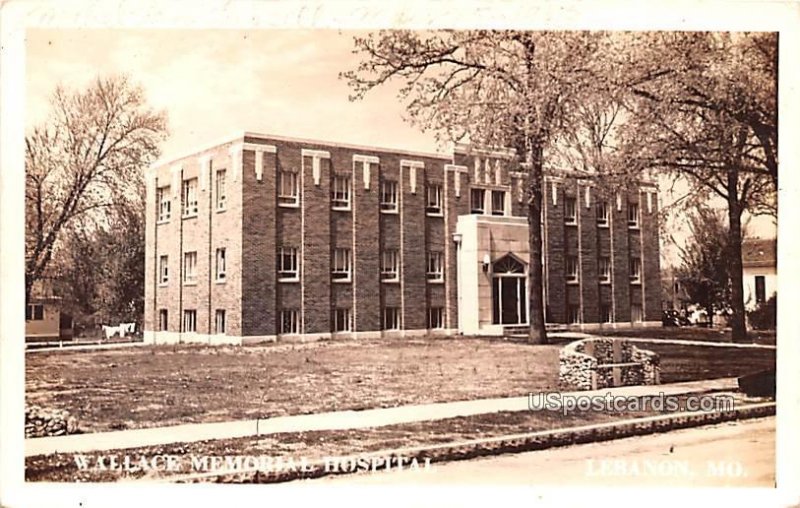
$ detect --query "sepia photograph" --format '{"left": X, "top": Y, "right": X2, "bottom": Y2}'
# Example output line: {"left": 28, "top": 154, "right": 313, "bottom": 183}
{"left": 1, "top": 1, "right": 798, "bottom": 507}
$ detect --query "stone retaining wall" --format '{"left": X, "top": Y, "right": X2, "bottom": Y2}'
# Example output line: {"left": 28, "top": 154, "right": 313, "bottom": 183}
{"left": 559, "top": 337, "right": 660, "bottom": 391}
{"left": 25, "top": 406, "right": 78, "bottom": 438}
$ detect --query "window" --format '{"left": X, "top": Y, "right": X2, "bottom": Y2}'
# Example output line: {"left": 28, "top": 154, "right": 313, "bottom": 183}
{"left": 159, "top": 255, "right": 169, "bottom": 285}
{"left": 565, "top": 197, "right": 577, "bottom": 225}
{"left": 598, "top": 257, "right": 611, "bottom": 283}
{"left": 491, "top": 190, "right": 506, "bottom": 216}
{"left": 26, "top": 304, "right": 44, "bottom": 321}
{"left": 216, "top": 169, "right": 227, "bottom": 211}
{"left": 755, "top": 276, "right": 766, "bottom": 304}
{"left": 596, "top": 200, "right": 609, "bottom": 227}
{"left": 380, "top": 179, "right": 398, "bottom": 212}
{"left": 280, "top": 309, "right": 299, "bottom": 334}
{"left": 157, "top": 186, "right": 171, "bottom": 221}
{"left": 631, "top": 304, "right": 643, "bottom": 323}
{"left": 278, "top": 247, "right": 299, "bottom": 281}
{"left": 215, "top": 309, "right": 226, "bottom": 334}
{"left": 470, "top": 188, "right": 485, "bottom": 214}
{"left": 566, "top": 256, "right": 579, "bottom": 283}
{"left": 428, "top": 307, "right": 444, "bottom": 329}
{"left": 627, "top": 202, "right": 639, "bottom": 228}
{"left": 183, "top": 310, "right": 197, "bottom": 332}
{"left": 332, "top": 248, "right": 352, "bottom": 282}
{"left": 331, "top": 175, "right": 351, "bottom": 210}
{"left": 215, "top": 248, "right": 226, "bottom": 282}
{"left": 158, "top": 309, "right": 168, "bottom": 331}
{"left": 279, "top": 170, "right": 299, "bottom": 206}
{"left": 182, "top": 178, "right": 198, "bottom": 217}
{"left": 381, "top": 249, "right": 399, "bottom": 281}
{"left": 427, "top": 251, "right": 444, "bottom": 282}
{"left": 629, "top": 257, "right": 641, "bottom": 284}
{"left": 333, "top": 308, "right": 352, "bottom": 332}
{"left": 382, "top": 307, "right": 401, "bottom": 330}
{"left": 426, "top": 184, "right": 442, "bottom": 215}
{"left": 600, "top": 304, "right": 612, "bottom": 324}
{"left": 568, "top": 305, "right": 581, "bottom": 324}
{"left": 183, "top": 251, "right": 197, "bottom": 284}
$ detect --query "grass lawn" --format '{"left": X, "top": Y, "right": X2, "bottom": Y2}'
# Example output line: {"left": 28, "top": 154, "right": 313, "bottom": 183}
{"left": 25, "top": 390, "right": 770, "bottom": 482}
{"left": 591, "top": 326, "right": 776, "bottom": 345}
{"left": 26, "top": 336, "right": 775, "bottom": 434}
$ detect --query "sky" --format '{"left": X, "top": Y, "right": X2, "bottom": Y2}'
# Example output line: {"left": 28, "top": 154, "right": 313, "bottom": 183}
{"left": 26, "top": 28, "right": 777, "bottom": 265}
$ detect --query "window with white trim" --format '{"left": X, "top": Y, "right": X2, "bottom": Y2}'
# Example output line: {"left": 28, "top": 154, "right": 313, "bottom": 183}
{"left": 182, "top": 178, "right": 198, "bottom": 217}
{"left": 491, "top": 190, "right": 506, "bottom": 216}
{"left": 280, "top": 309, "right": 299, "bottom": 334}
{"left": 568, "top": 305, "right": 581, "bottom": 324}
{"left": 216, "top": 169, "right": 227, "bottom": 211}
{"left": 627, "top": 202, "right": 640, "bottom": 228}
{"left": 215, "top": 248, "right": 226, "bottom": 282}
{"left": 629, "top": 257, "right": 641, "bottom": 284}
{"left": 157, "top": 186, "right": 171, "bottom": 221}
{"left": 566, "top": 255, "right": 579, "bottom": 284}
{"left": 278, "top": 247, "right": 299, "bottom": 281}
{"left": 600, "top": 304, "right": 612, "bottom": 323}
{"left": 333, "top": 308, "right": 352, "bottom": 332}
{"left": 158, "top": 309, "right": 168, "bottom": 331}
{"left": 183, "top": 251, "right": 197, "bottom": 284}
{"left": 331, "top": 175, "right": 351, "bottom": 210}
{"left": 380, "top": 179, "right": 398, "bottom": 212}
{"left": 279, "top": 170, "right": 299, "bottom": 206}
{"left": 426, "top": 184, "right": 442, "bottom": 215}
{"left": 183, "top": 309, "right": 197, "bottom": 332}
{"left": 215, "top": 309, "right": 226, "bottom": 334}
{"left": 382, "top": 306, "right": 401, "bottom": 330}
{"left": 381, "top": 249, "right": 399, "bottom": 281}
{"left": 596, "top": 200, "right": 609, "bottom": 227}
{"left": 26, "top": 304, "right": 44, "bottom": 321}
{"left": 565, "top": 197, "right": 577, "bottom": 225}
{"left": 470, "top": 188, "right": 485, "bottom": 214}
{"left": 598, "top": 256, "right": 611, "bottom": 283}
{"left": 332, "top": 248, "right": 352, "bottom": 282}
{"left": 159, "top": 255, "right": 169, "bottom": 285}
{"left": 428, "top": 306, "right": 444, "bottom": 329}
{"left": 426, "top": 251, "right": 444, "bottom": 282}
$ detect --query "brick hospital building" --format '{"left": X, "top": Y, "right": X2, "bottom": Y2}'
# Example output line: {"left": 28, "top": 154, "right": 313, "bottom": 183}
{"left": 144, "top": 132, "right": 661, "bottom": 344}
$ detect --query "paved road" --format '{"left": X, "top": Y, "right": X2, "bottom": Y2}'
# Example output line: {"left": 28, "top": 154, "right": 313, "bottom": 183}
{"left": 320, "top": 417, "right": 775, "bottom": 487}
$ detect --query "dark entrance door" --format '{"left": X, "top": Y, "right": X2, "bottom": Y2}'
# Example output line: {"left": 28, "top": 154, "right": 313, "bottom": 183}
{"left": 492, "top": 276, "right": 527, "bottom": 325}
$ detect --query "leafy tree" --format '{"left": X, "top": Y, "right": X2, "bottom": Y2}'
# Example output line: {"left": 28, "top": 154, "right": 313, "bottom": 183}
{"left": 675, "top": 206, "right": 732, "bottom": 320}
{"left": 25, "top": 75, "right": 168, "bottom": 303}
{"left": 342, "top": 31, "right": 618, "bottom": 343}
{"left": 619, "top": 32, "right": 777, "bottom": 341}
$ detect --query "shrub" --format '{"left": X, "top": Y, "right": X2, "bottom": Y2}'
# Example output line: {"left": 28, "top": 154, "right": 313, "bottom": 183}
{"left": 747, "top": 295, "right": 776, "bottom": 330}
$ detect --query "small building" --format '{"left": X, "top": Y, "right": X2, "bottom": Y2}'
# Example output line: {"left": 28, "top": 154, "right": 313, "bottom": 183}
{"left": 25, "top": 297, "right": 73, "bottom": 342}
{"left": 144, "top": 132, "right": 661, "bottom": 345}
{"left": 742, "top": 238, "right": 777, "bottom": 310}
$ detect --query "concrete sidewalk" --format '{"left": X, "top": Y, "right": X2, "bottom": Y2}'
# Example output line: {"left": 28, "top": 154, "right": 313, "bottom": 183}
{"left": 25, "top": 377, "right": 738, "bottom": 457}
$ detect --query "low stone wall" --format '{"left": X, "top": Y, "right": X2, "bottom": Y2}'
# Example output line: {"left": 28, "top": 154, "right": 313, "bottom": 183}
{"left": 25, "top": 406, "right": 78, "bottom": 438}
{"left": 559, "top": 337, "right": 660, "bottom": 391}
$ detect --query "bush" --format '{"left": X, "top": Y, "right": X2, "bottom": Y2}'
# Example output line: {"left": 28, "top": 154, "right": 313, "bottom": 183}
{"left": 747, "top": 295, "right": 776, "bottom": 330}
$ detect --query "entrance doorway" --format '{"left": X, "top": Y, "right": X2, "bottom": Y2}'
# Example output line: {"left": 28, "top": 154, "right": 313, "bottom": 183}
{"left": 491, "top": 254, "right": 528, "bottom": 325}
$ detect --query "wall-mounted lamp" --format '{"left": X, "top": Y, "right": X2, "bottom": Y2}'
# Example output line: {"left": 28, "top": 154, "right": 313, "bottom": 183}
{"left": 482, "top": 254, "right": 491, "bottom": 273}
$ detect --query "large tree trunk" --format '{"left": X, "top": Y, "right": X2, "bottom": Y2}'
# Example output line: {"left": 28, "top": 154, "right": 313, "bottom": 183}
{"left": 527, "top": 143, "right": 548, "bottom": 344}
{"left": 727, "top": 170, "right": 748, "bottom": 342}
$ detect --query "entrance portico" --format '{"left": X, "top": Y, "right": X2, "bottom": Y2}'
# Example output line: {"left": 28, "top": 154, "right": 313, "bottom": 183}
{"left": 455, "top": 214, "right": 530, "bottom": 335}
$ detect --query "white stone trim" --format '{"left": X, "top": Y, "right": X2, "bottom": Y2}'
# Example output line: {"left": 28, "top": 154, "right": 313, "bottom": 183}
{"left": 584, "top": 185, "right": 591, "bottom": 208}
{"left": 254, "top": 150, "right": 264, "bottom": 181}
{"left": 445, "top": 164, "right": 468, "bottom": 197}
{"left": 301, "top": 148, "right": 331, "bottom": 159}
{"left": 171, "top": 165, "right": 182, "bottom": 198}
{"left": 483, "top": 158, "right": 492, "bottom": 185}
{"left": 353, "top": 154, "right": 380, "bottom": 164}
{"left": 552, "top": 180, "right": 558, "bottom": 205}
{"left": 494, "top": 159, "right": 502, "bottom": 186}
{"left": 198, "top": 155, "right": 211, "bottom": 191}
{"left": 400, "top": 159, "right": 424, "bottom": 169}
{"left": 229, "top": 144, "right": 242, "bottom": 182}
{"left": 646, "top": 190, "right": 654, "bottom": 213}
{"left": 616, "top": 192, "right": 623, "bottom": 211}
{"left": 242, "top": 142, "right": 277, "bottom": 153}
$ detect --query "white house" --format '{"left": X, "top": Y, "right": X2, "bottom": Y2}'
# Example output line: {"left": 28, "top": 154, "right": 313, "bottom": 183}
{"left": 742, "top": 238, "right": 776, "bottom": 310}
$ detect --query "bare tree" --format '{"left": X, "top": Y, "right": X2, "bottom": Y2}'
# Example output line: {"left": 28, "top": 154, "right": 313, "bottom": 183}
{"left": 620, "top": 32, "right": 777, "bottom": 341}
{"left": 25, "top": 75, "right": 168, "bottom": 303}
{"left": 342, "top": 31, "right": 615, "bottom": 343}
